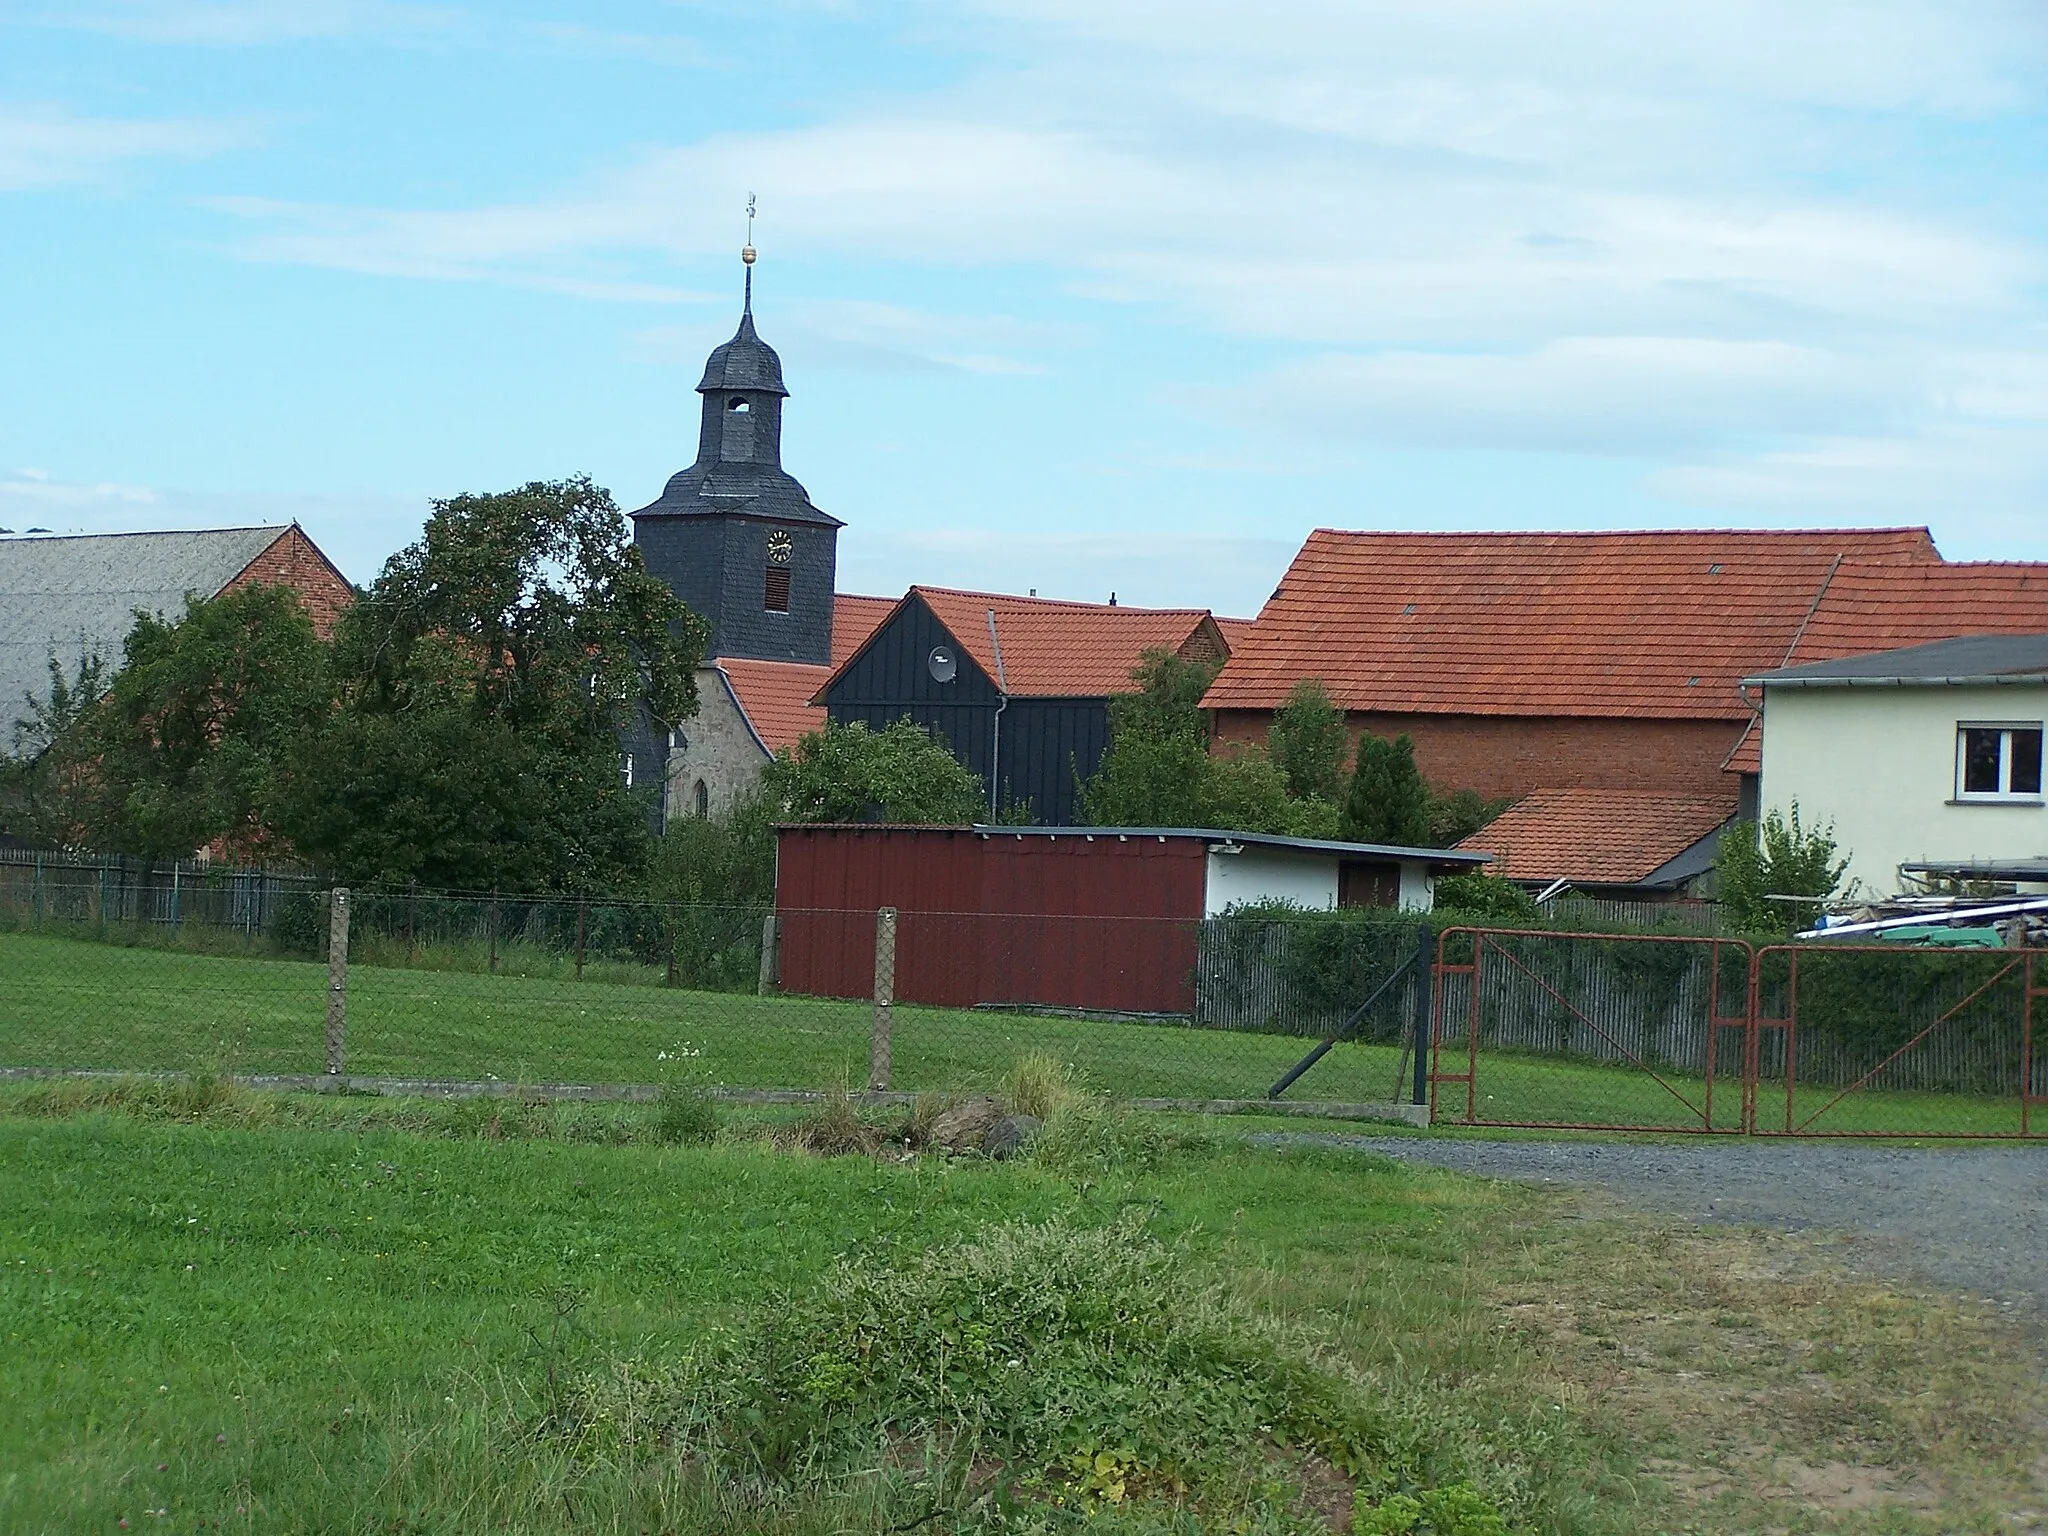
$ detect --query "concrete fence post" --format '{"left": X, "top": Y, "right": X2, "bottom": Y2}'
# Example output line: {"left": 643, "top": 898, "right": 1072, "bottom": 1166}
{"left": 1410, "top": 922, "right": 1433, "bottom": 1109}
{"left": 869, "top": 907, "right": 897, "bottom": 1091}
{"left": 758, "top": 912, "right": 780, "bottom": 996}
{"left": 325, "top": 887, "right": 351, "bottom": 1076}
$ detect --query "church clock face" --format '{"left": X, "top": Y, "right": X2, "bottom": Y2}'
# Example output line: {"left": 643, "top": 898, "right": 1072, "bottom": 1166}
{"left": 766, "top": 530, "right": 793, "bottom": 565}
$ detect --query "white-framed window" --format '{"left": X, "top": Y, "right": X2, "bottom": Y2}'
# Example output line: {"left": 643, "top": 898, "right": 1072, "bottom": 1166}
{"left": 620, "top": 752, "right": 635, "bottom": 789}
{"left": 1955, "top": 722, "right": 2044, "bottom": 801}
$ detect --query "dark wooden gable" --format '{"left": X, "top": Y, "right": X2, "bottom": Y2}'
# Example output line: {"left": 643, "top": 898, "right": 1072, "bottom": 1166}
{"left": 825, "top": 593, "right": 1003, "bottom": 795}
{"left": 826, "top": 592, "right": 1000, "bottom": 707}
{"left": 821, "top": 593, "right": 1113, "bottom": 824}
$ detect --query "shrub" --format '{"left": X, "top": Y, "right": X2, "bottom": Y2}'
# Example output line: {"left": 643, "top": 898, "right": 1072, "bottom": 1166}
{"left": 565, "top": 1215, "right": 1523, "bottom": 1528}
{"left": 1004, "top": 1050, "right": 1080, "bottom": 1121}
{"left": 655, "top": 1083, "right": 721, "bottom": 1145}
{"left": 269, "top": 889, "right": 328, "bottom": 956}
{"left": 1716, "top": 802, "right": 1849, "bottom": 937}
{"left": 1431, "top": 873, "right": 1542, "bottom": 927}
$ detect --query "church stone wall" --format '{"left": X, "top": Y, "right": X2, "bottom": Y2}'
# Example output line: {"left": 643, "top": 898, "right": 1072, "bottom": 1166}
{"left": 665, "top": 665, "right": 773, "bottom": 823}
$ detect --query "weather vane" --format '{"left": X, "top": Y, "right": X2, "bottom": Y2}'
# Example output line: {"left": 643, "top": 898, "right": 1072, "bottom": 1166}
{"left": 742, "top": 193, "right": 757, "bottom": 266}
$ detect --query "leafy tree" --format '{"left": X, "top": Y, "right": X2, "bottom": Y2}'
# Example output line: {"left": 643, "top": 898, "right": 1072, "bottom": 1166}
{"left": 649, "top": 790, "right": 778, "bottom": 908}
{"left": 1204, "top": 745, "right": 1303, "bottom": 836}
{"left": 1079, "top": 647, "right": 1223, "bottom": 827}
{"left": 1424, "top": 786, "right": 1513, "bottom": 848}
{"left": 1715, "top": 803, "right": 1850, "bottom": 937}
{"left": 1340, "top": 731, "right": 1431, "bottom": 846}
{"left": 1267, "top": 678, "right": 1349, "bottom": 804}
{"left": 76, "top": 585, "right": 332, "bottom": 862}
{"left": 1113, "top": 647, "right": 1223, "bottom": 738}
{"left": 282, "top": 477, "right": 707, "bottom": 890}
{"left": 761, "top": 718, "right": 984, "bottom": 825}
{"left": 1432, "top": 871, "right": 1543, "bottom": 926}
{"left": 1, "top": 648, "right": 110, "bottom": 848}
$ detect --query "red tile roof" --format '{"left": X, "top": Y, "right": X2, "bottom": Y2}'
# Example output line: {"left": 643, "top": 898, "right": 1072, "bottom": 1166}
{"left": 1203, "top": 527, "right": 1940, "bottom": 721}
{"left": 1457, "top": 788, "right": 1739, "bottom": 885}
{"left": 718, "top": 657, "right": 833, "bottom": 752}
{"left": 824, "top": 586, "right": 1227, "bottom": 701}
{"left": 1721, "top": 560, "right": 2048, "bottom": 776}
{"left": 714, "top": 594, "right": 898, "bottom": 754}
{"left": 1781, "top": 559, "right": 2048, "bottom": 665}
{"left": 829, "top": 593, "right": 897, "bottom": 666}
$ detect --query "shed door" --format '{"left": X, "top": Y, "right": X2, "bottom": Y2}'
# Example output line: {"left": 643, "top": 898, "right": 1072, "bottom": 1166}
{"left": 1339, "top": 859, "right": 1401, "bottom": 908}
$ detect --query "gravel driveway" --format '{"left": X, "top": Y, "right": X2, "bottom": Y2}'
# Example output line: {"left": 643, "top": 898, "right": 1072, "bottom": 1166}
{"left": 1258, "top": 1134, "right": 2048, "bottom": 1318}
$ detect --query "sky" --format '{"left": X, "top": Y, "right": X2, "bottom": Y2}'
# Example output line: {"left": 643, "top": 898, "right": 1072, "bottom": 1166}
{"left": 2, "top": 0, "right": 2045, "bottom": 618}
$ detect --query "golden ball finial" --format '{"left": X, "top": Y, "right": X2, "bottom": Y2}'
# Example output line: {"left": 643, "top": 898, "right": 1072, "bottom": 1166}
{"left": 741, "top": 245, "right": 757, "bottom": 265}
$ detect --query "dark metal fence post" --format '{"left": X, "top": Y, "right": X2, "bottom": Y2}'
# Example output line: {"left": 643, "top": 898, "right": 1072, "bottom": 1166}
{"left": 666, "top": 905, "right": 679, "bottom": 988}
{"left": 406, "top": 880, "right": 418, "bottom": 964}
{"left": 574, "top": 895, "right": 587, "bottom": 981}
{"left": 488, "top": 886, "right": 500, "bottom": 973}
{"left": 1411, "top": 923, "right": 1433, "bottom": 1108}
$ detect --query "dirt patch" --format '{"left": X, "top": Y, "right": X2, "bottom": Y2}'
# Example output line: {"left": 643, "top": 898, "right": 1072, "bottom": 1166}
{"left": 1487, "top": 1198, "right": 2048, "bottom": 1531}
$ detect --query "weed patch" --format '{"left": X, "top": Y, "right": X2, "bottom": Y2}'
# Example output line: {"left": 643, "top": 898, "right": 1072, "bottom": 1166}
{"left": 566, "top": 1213, "right": 1527, "bottom": 1531}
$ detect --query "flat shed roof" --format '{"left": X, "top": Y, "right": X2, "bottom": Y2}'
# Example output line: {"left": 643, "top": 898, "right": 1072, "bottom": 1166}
{"left": 778, "top": 822, "right": 1490, "bottom": 869}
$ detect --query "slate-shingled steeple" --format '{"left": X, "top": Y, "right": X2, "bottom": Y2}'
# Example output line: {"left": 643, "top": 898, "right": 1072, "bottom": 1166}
{"left": 631, "top": 254, "right": 842, "bottom": 665}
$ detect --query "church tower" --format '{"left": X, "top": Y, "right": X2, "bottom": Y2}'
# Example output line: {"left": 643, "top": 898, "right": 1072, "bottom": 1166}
{"left": 631, "top": 252, "right": 842, "bottom": 665}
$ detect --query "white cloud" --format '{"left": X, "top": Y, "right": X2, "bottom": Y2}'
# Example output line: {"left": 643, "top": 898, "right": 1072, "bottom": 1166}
{"left": 0, "top": 106, "right": 246, "bottom": 190}
{"left": 1235, "top": 337, "right": 1905, "bottom": 454}
{"left": 163, "top": 0, "right": 2048, "bottom": 525}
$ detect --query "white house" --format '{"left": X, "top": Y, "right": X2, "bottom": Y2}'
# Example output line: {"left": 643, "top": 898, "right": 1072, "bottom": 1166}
{"left": 1749, "top": 634, "right": 2048, "bottom": 895}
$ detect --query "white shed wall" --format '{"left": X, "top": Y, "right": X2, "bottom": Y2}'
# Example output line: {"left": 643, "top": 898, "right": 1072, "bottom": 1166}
{"left": 1758, "top": 681, "right": 2048, "bottom": 895}
{"left": 1202, "top": 847, "right": 1438, "bottom": 916}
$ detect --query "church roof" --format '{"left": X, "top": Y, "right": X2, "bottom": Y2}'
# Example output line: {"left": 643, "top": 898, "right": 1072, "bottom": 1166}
{"left": 696, "top": 309, "right": 787, "bottom": 397}
{"left": 715, "top": 593, "right": 898, "bottom": 752}
{"left": 632, "top": 293, "right": 837, "bottom": 527}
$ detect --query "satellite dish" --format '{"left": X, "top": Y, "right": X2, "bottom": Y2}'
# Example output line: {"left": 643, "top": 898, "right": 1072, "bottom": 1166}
{"left": 928, "top": 645, "right": 957, "bottom": 684}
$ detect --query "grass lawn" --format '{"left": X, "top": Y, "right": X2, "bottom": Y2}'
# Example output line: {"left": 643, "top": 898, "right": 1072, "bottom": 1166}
{"left": 1, "top": 930, "right": 1419, "bottom": 1105}
{"left": 6, "top": 930, "right": 2037, "bottom": 1136}
{"left": 0, "top": 1084, "right": 2041, "bottom": 1533}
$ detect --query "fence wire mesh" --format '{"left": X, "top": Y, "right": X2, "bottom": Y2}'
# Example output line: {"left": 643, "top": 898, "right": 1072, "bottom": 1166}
{"left": 6, "top": 882, "right": 2040, "bottom": 1136}
{"left": 1431, "top": 927, "right": 2047, "bottom": 1137}
{"left": 0, "top": 881, "right": 1428, "bottom": 1110}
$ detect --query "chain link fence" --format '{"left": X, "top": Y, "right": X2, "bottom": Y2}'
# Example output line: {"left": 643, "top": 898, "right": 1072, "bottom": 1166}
{"left": 0, "top": 877, "right": 1432, "bottom": 1115}
{"left": 10, "top": 874, "right": 2037, "bottom": 1135}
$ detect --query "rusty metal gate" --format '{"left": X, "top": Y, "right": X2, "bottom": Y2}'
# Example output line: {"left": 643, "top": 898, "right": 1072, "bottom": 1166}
{"left": 1431, "top": 927, "right": 2048, "bottom": 1138}
{"left": 1749, "top": 943, "right": 2045, "bottom": 1137}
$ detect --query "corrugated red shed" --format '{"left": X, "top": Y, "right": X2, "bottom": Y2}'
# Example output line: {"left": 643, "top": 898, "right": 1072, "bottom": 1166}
{"left": 775, "top": 825, "right": 1207, "bottom": 1015}
{"left": 773, "top": 824, "right": 1484, "bottom": 1016}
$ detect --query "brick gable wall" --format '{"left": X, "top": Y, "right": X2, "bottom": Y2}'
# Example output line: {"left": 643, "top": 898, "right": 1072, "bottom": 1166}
{"left": 1211, "top": 708, "right": 1745, "bottom": 801}
{"left": 220, "top": 526, "right": 354, "bottom": 637}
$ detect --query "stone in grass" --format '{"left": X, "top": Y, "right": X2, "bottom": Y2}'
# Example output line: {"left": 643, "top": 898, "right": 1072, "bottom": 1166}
{"left": 981, "top": 1114, "right": 1043, "bottom": 1160}
{"left": 927, "top": 1096, "right": 1005, "bottom": 1153}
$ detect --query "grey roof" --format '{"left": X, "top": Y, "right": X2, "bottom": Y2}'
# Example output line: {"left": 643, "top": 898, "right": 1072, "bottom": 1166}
{"left": 1750, "top": 632, "right": 2048, "bottom": 688}
{"left": 696, "top": 308, "right": 787, "bottom": 396}
{"left": 966, "top": 825, "right": 1492, "bottom": 866}
{"left": 0, "top": 526, "right": 286, "bottom": 740}
{"left": 1899, "top": 857, "right": 2048, "bottom": 882}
